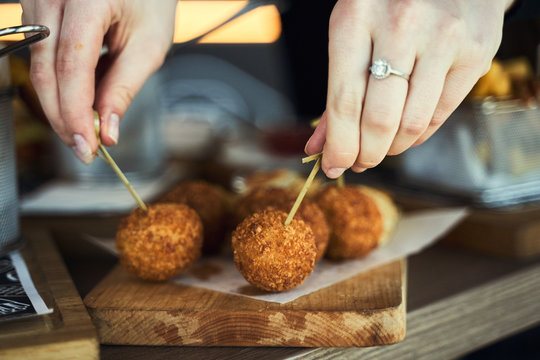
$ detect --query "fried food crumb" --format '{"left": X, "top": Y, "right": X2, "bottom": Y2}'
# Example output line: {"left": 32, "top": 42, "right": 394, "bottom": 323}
{"left": 316, "top": 185, "right": 383, "bottom": 260}
{"left": 116, "top": 203, "right": 203, "bottom": 281}
{"left": 232, "top": 209, "right": 317, "bottom": 292}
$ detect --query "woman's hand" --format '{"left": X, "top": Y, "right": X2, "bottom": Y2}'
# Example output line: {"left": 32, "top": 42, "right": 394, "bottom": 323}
{"left": 305, "top": 0, "right": 514, "bottom": 178}
{"left": 21, "top": 0, "right": 177, "bottom": 164}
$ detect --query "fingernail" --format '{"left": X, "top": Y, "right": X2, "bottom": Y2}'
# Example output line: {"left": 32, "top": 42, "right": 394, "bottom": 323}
{"left": 327, "top": 168, "right": 346, "bottom": 178}
{"left": 351, "top": 166, "right": 367, "bottom": 173}
{"left": 71, "top": 134, "right": 94, "bottom": 165}
{"left": 108, "top": 113, "right": 119, "bottom": 144}
{"left": 304, "top": 137, "right": 312, "bottom": 154}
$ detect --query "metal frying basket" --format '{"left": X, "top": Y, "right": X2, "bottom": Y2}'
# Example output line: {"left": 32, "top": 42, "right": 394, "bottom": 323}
{"left": 0, "top": 25, "right": 49, "bottom": 254}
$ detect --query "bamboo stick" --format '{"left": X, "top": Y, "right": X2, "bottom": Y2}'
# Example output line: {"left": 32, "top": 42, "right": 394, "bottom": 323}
{"left": 94, "top": 112, "right": 148, "bottom": 212}
{"left": 285, "top": 153, "right": 322, "bottom": 226}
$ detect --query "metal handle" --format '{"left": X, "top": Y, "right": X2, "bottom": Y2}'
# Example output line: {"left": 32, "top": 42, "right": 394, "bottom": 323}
{"left": 0, "top": 25, "right": 50, "bottom": 58}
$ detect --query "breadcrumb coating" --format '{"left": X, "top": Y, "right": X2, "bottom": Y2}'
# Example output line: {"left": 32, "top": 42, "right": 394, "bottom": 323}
{"left": 159, "top": 181, "right": 231, "bottom": 254}
{"left": 116, "top": 203, "right": 203, "bottom": 281}
{"left": 315, "top": 185, "right": 383, "bottom": 260}
{"left": 232, "top": 209, "right": 316, "bottom": 292}
{"left": 233, "top": 186, "right": 329, "bottom": 262}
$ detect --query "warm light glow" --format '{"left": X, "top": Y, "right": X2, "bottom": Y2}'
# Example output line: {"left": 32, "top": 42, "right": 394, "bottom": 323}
{"left": 174, "top": 1, "right": 282, "bottom": 44}
{"left": 0, "top": 1, "right": 282, "bottom": 44}
{"left": 0, "top": 4, "right": 23, "bottom": 41}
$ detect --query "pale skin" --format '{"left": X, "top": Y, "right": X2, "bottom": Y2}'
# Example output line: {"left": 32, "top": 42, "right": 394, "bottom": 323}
{"left": 306, "top": 0, "right": 515, "bottom": 178}
{"left": 21, "top": 0, "right": 514, "bottom": 176}
{"left": 20, "top": 0, "right": 177, "bottom": 164}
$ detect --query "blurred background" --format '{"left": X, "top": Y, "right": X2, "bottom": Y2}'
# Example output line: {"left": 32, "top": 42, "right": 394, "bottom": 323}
{"left": 1, "top": 0, "right": 540, "bottom": 358}
{"left": 1, "top": 0, "right": 540, "bottom": 206}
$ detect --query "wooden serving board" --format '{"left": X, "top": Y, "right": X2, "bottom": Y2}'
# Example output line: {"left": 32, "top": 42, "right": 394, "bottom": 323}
{"left": 0, "top": 229, "right": 99, "bottom": 359}
{"left": 84, "top": 259, "right": 406, "bottom": 347}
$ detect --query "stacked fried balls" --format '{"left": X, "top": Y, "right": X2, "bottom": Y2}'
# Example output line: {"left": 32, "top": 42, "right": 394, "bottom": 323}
{"left": 115, "top": 175, "right": 399, "bottom": 292}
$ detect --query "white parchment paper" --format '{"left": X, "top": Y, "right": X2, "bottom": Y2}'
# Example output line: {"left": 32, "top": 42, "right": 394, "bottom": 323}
{"left": 86, "top": 207, "right": 468, "bottom": 304}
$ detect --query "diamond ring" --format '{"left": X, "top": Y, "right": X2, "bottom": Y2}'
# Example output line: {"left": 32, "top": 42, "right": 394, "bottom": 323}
{"left": 369, "top": 59, "right": 410, "bottom": 81}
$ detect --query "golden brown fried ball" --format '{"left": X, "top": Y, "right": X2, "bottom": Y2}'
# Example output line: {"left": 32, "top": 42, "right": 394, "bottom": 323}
{"left": 233, "top": 186, "right": 329, "bottom": 262}
{"left": 116, "top": 203, "right": 203, "bottom": 281}
{"left": 232, "top": 186, "right": 296, "bottom": 226}
{"left": 315, "top": 185, "right": 398, "bottom": 260}
{"left": 294, "top": 200, "right": 330, "bottom": 263}
{"left": 232, "top": 209, "right": 317, "bottom": 292}
{"left": 159, "top": 180, "right": 231, "bottom": 254}
{"left": 233, "top": 168, "right": 322, "bottom": 197}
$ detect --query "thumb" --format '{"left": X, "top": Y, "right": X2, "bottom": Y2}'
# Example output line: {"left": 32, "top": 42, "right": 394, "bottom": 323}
{"left": 304, "top": 111, "right": 328, "bottom": 155}
{"left": 94, "top": 41, "right": 168, "bottom": 147}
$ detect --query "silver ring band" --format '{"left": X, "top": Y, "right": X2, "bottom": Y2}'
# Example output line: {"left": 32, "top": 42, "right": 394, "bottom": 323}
{"left": 369, "top": 59, "right": 410, "bottom": 81}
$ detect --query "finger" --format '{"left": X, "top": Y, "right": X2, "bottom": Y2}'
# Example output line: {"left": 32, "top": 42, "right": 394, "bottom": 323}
{"left": 94, "top": 35, "right": 169, "bottom": 147}
{"left": 25, "top": 1, "right": 65, "bottom": 137}
{"left": 304, "top": 111, "right": 327, "bottom": 155}
{"left": 355, "top": 43, "right": 415, "bottom": 170}
{"left": 387, "top": 55, "right": 452, "bottom": 155}
{"left": 56, "top": 0, "right": 108, "bottom": 163}
{"left": 322, "top": 11, "right": 371, "bottom": 179}
{"left": 414, "top": 64, "right": 481, "bottom": 146}
{"left": 20, "top": 0, "right": 35, "bottom": 23}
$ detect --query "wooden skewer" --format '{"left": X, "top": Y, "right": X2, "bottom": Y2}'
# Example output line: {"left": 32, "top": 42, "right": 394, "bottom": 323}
{"left": 310, "top": 117, "right": 321, "bottom": 129}
{"left": 337, "top": 173, "right": 345, "bottom": 188}
{"left": 285, "top": 153, "right": 322, "bottom": 226}
{"left": 94, "top": 112, "right": 148, "bottom": 212}
{"left": 302, "top": 152, "right": 323, "bottom": 164}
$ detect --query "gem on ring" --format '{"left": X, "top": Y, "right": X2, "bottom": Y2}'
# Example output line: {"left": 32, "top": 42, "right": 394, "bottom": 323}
{"left": 369, "top": 59, "right": 410, "bottom": 81}
{"left": 370, "top": 59, "right": 391, "bottom": 79}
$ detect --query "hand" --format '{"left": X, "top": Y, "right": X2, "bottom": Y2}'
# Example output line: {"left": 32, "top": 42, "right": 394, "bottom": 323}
{"left": 305, "top": 0, "right": 514, "bottom": 178}
{"left": 21, "top": 0, "right": 177, "bottom": 164}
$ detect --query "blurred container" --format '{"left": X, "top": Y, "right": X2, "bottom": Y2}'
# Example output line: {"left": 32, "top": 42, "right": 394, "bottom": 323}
{"left": 0, "top": 56, "right": 20, "bottom": 253}
{"left": 399, "top": 98, "right": 540, "bottom": 207}
{"left": 55, "top": 73, "right": 166, "bottom": 183}
{"left": 1, "top": 26, "right": 49, "bottom": 252}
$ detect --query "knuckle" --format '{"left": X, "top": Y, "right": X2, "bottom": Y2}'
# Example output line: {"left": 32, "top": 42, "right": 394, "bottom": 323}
{"left": 363, "top": 109, "right": 396, "bottom": 134}
{"left": 328, "top": 89, "right": 362, "bottom": 119}
{"left": 29, "top": 61, "right": 53, "bottom": 87}
{"left": 402, "top": 122, "right": 426, "bottom": 136}
{"left": 429, "top": 114, "right": 447, "bottom": 128}
{"left": 56, "top": 55, "right": 79, "bottom": 76}
{"left": 111, "top": 84, "right": 136, "bottom": 110}
{"left": 401, "top": 114, "right": 428, "bottom": 136}
{"left": 437, "top": 14, "right": 466, "bottom": 42}
{"left": 389, "top": 0, "right": 421, "bottom": 35}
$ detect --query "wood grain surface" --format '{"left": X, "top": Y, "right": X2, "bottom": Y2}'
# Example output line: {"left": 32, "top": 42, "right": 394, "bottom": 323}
{"left": 297, "top": 259, "right": 540, "bottom": 360}
{"left": 0, "top": 229, "right": 98, "bottom": 359}
{"left": 84, "top": 259, "right": 406, "bottom": 347}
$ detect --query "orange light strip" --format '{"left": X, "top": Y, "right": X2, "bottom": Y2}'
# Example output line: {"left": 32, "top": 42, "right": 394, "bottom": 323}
{"left": 0, "top": 2, "right": 281, "bottom": 45}
{"left": 0, "top": 4, "right": 24, "bottom": 41}
{"left": 173, "top": 1, "right": 282, "bottom": 44}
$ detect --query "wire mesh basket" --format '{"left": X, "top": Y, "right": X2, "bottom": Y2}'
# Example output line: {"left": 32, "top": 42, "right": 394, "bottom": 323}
{"left": 0, "top": 25, "right": 49, "bottom": 254}
{"left": 399, "top": 98, "right": 540, "bottom": 207}
{"left": 0, "top": 86, "right": 20, "bottom": 252}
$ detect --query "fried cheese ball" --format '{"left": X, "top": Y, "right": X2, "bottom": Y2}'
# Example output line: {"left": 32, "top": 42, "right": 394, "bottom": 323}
{"left": 315, "top": 185, "right": 399, "bottom": 260}
{"left": 159, "top": 180, "right": 231, "bottom": 254}
{"left": 116, "top": 203, "right": 203, "bottom": 281}
{"left": 233, "top": 168, "right": 322, "bottom": 197}
{"left": 233, "top": 186, "right": 329, "bottom": 262}
{"left": 232, "top": 209, "right": 317, "bottom": 292}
